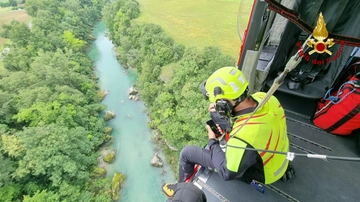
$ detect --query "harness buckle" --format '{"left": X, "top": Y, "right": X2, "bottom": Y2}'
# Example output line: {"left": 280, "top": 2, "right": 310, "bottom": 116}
{"left": 308, "top": 73, "right": 316, "bottom": 82}
{"left": 352, "top": 80, "right": 360, "bottom": 88}
{"left": 287, "top": 76, "right": 301, "bottom": 90}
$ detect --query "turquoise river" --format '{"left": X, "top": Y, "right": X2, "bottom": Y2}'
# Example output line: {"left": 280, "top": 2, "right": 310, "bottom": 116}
{"left": 88, "top": 22, "right": 175, "bottom": 202}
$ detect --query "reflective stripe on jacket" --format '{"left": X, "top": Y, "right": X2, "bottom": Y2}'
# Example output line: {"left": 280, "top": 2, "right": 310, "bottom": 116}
{"left": 226, "top": 92, "right": 289, "bottom": 184}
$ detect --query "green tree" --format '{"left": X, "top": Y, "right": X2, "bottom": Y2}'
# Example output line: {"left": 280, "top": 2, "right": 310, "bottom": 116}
{"left": 0, "top": 154, "right": 16, "bottom": 187}
{"left": 9, "top": 0, "right": 17, "bottom": 7}
{"left": 14, "top": 125, "right": 95, "bottom": 187}
{"left": 24, "top": 0, "right": 44, "bottom": 17}
{"left": 63, "top": 31, "right": 86, "bottom": 51}
{"left": 0, "top": 184, "right": 21, "bottom": 202}
{"left": 0, "top": 91, "right": 17, "bottom": 125}
{"left": 23, "top": 190, "right": 60, "bottom": 202}
{"left": 1, "top": 134, "right": 25, "bottom": 158}
{"left": 0, "top": 0, "right": 109, "bottom": 199}
{"left": 1, "top": 20, "right": 31, "bottom": 48}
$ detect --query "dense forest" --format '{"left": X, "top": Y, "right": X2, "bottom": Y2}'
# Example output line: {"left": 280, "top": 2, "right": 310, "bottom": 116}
{"left": 0, "top": 0, "right": 113, "bottom": 201}
{"left": 102, "top": 0, "right": 236, "bottom": 174}
{"left": 0, "top": 0, "right": 22, "bottom": 8}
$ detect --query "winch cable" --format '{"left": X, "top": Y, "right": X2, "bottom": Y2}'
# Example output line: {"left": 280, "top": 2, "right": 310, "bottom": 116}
{"left": 226, "top": 145, "right": 360, "bottom": 162}
{"left": 229, "top": 35, "right": 311, "bottom": 141}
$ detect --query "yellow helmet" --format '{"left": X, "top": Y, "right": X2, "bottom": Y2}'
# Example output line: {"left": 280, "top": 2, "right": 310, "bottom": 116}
{"left": 203, "top": 67, "right": 249, "bottom": 102}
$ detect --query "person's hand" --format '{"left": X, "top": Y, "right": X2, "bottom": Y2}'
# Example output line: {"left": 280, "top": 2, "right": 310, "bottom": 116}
{"left": 208, "top": 103, "right": 216, "bottom": 112}
{"left": 206, "top": 125, "right": 217, "bottom": 140}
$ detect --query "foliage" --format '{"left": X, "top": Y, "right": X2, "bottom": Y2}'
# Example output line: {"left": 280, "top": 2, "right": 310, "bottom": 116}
{"left": 0, "top": 154, "right": 16, "bottom": 187}
{"left": 93, "top": 167, "right": 107, "bottom": 178}
{"left": 23, "top": 190, "right": 60, "bottom": 202}
{"left": 86, "top": 178, "right": 112, "bottom": 201}
{"left": 1, "top": 134, "right": 24, "bottom": 158}
{"left": 0, "top": 0, "right": 17, "bottom": 8}
{"left": 0, "top": 184, "right": 21, "bottom": 202}
{"left": 0, "top": 7, "right": 30, "bottom": 49}
{"left": 0, "top": 0, "right": 111, "bottom": 200}
{"left": 63, "top": 30, "right": 86, "bottom": 51}
{"left": 111, "top": 172, "right": 125, "bottom": 201}
{"left": 13, "top": 125, "right": 96, "bottom": 187}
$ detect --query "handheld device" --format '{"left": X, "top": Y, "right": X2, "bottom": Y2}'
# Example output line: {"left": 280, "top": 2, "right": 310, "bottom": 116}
{"left": 206, "top": 119, "right": 222, "bottom": 137}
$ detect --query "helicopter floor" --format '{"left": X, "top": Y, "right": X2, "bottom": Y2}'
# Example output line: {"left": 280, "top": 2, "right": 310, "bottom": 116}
{"left": 191, "top": 110, "right": 360, "bottom": 202}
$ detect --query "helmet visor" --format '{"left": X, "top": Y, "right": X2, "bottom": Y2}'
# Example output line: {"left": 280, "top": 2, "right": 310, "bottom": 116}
{"left": 199, "top": 79, "right": 209, "bottom": 100}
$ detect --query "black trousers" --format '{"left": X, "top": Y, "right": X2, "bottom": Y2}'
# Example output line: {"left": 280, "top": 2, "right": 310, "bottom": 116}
{"left": 179, "top": 144, "right": 263, "bottom": 183}
{"left": 179, "top": 145, "right": 219, "bottom": 182}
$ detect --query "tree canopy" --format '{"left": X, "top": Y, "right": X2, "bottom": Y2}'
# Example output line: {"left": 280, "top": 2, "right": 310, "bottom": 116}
{"left": 0, "top": 0, "right": 112, "bottom": 201}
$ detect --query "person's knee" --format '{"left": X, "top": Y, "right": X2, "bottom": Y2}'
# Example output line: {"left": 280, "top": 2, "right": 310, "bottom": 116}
{"left": 180, "top": 146, "right": 193, "bottom": 162}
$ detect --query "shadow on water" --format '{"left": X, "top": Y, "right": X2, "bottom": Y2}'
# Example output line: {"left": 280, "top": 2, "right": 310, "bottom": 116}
{"left": 88, "top": 22, "right": 175, "bottom": 202}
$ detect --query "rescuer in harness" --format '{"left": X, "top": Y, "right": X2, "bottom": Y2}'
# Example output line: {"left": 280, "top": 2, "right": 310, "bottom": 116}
{"left": 162, "top": 67, "right": 295, "bottom": 199}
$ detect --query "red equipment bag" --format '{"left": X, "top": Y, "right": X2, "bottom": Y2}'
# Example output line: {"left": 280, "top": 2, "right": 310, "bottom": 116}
{"left": 313, "top": 64, "right": 360, "bottom": 135}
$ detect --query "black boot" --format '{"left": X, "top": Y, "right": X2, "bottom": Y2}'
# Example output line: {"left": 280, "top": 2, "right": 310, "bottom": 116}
{"left": 281, "top": 162, "right": 296, "bottom": 182}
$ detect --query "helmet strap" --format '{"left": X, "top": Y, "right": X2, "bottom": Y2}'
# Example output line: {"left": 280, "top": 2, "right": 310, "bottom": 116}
{"left": 232, "top": 87, "right": 249, "bottom": 111}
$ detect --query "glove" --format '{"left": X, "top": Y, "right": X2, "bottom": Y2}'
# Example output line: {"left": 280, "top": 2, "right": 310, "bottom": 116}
{"left": 281, "top": 162, "right": 295, "bottom": 182}
{"left": 210, "top": 112, "right": 232, "bottom": 133}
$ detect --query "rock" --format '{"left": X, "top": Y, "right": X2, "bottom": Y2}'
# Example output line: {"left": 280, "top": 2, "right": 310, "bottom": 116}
{"left": 104, "top": 127, "right": 113, "bottom": 135}
{"left": 93, "top": 167, "right": 107, "bottom": 178}
{"left": 128, "top": 95, "right": 140, "bottom": 101}
{"left": 151, "top": 129, "right": 161, "bottom": 143}
{"left": 104, "top": 134, "right": 112, "bottom": 143}
{"left": 151, "top": 135, "right": 160, "bottom": 144}
{"left": 111, "top": 172, "right": 126, "bottom": 201}
{"left": 104, "top": 111, "right": 116, "bottom": 121}
{"left": 103, "top": 150, "right": 116, "bottom": 163}
{"left": 128, "top": 86, "right": 138, "bottom": 95}
{"left": 126, "top": 63, "right": 133, "bottom": 69}
{"left": 165, "top": 139, "right": 179, "bottom": 151}
{"left": 150, "top": 153, "right": 163, "bottom": 167}
{"left": 148, "top": 121, "right": 157, "bottom": 129}
{"left": 97, "top": 89, "right": 109, "bottom": 101}
{"left": 88, "top": 34, "right": 96, "bottom": 40}
{"left": 161, "top": 170, "right": 167, "bottom": 175}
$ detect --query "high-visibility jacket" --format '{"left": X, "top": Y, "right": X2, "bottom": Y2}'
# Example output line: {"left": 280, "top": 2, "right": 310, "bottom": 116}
{"left": 226, "top": 92, "right": 289, "bottom": 184}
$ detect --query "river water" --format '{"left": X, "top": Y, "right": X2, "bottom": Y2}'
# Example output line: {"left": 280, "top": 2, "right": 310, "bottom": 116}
{"left": 88, "top": 22, "right": 175, "bottom": 202}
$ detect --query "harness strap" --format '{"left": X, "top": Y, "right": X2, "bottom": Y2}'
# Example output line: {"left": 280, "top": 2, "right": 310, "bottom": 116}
{"left": 327, "top": 104, "right": 360, "bottom": 132}
{"left": 287, "top": 68, "right": 325, "bottom": 90}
